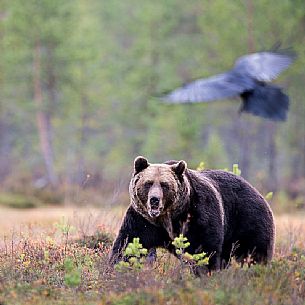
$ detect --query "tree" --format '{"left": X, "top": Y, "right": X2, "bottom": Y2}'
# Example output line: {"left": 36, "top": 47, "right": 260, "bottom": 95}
{"left": 5, "top": 0, "right": 75, "bottom": 186}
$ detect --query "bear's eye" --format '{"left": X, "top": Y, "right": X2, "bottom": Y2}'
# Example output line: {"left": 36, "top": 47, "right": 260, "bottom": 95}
{"left": 160, "top": 182, "right": 169, "bottom": 189}
{"left": 144, "top": 181, "right": 153, "bottom": 189}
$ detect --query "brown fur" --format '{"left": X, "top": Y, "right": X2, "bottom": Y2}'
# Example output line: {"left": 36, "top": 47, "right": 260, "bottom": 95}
{"left": 109, "top": 157, "right": 275, "bottom": 272}
{"left": 130, "top": 159, "right": 190, "bottom": 239}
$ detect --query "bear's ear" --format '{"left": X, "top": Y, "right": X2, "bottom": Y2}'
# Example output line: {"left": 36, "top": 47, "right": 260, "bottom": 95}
{"left": 171, "top": 160, "right": 187, "bottom": 177}
{"left": 134, "top": 156, "right": 150, "bottom": 175}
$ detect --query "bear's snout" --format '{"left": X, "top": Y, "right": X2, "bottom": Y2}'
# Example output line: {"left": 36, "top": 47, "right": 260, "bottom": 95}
{"left": 148, "top": 195, "right": 163, "bottom": 217}
{"left": 147, "top": 185, "right": 164, "bottom": 218}
{"left": 150, "top": 196, "right": 160, "bottom": 209}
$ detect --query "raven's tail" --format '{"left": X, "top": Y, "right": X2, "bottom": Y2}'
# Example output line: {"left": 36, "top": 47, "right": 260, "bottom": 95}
{"left": 240, "top": 83, "right": 289, "bottom": 121}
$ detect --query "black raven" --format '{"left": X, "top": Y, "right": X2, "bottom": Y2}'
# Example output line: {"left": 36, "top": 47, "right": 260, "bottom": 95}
{"left": 162, "top": 49, "right": 296, "bottom": 121}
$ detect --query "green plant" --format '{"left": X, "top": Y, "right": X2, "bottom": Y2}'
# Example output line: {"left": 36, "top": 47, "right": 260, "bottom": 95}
{"left": 196, "top": 161, "right": 205, "bottom": 171}
{"left": 172, "top": 234, "right": 209, "bottom": 267}
{"left": 115, "top": 238, "right": 148, "bottom": 272}
{"left": 232, "top": 164, "right": 241, "bottom": 176}
{"left": 54, "top": 217, "right": 75, "bottom": 235}
{"left": 265, "top": 192, "right": 273, "bottom": 201}
{"left": 172, "top": 234, "right": 190, "bottom": 255}
{"left": 63, "top": 258, "right": 81, "bottom": 288}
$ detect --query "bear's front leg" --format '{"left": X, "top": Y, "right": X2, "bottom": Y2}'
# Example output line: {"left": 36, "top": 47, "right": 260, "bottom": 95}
{"left": 109, "top": 206, "right": 170, "bottom": 265}
{"left": 184, "top": 213, "right": 224, "bottom": 273}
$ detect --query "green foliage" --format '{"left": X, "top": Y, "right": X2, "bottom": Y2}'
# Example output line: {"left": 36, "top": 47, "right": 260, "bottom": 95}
{"left": 0, "top": 192, "right": 39, "bottom": 209}
{"left": 232, "top": 164, "right": 241, "bottom": 176}
{"left": 188, "top": 252, "right": 209, "bottom": 267}
{"left": 265, "top": 192, "right": 273, "bottom": 201}
{"left": 203, "top": 132, "right": 229, "bottom": 169}
{"left": 172, "top": 234, "right": 209, "bottom": 266}
{"left": 196, "top": 161, "right": 205, "bottom": 171}
{"left": 115, "top": 238, "right": 148, "bottom": 272}
{"left": 0, "top": 0, "right": 305, "bottom": 207}
{"left": 54, "top": 217, "right": 75, "bottom": 235}
{"left": 124, "top": 238, "right": 148, "bottom": 257}
{"left": 63, "top": 258, "right": 81, "bottom": 288}
{"left": 172, "top": 234, "right": 190, "bottom": 256}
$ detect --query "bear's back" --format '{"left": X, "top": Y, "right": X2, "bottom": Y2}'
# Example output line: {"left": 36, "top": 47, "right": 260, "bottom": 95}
{"left": 200, "top": 169, "right": 270, "bottom": 213}
{"left": 198, "top": 169, "right": 274, "bottom": 261}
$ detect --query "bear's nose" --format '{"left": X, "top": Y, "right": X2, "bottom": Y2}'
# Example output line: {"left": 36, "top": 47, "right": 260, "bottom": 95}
{"left": 150, "top": 197, "right": 160, "bottom": 209}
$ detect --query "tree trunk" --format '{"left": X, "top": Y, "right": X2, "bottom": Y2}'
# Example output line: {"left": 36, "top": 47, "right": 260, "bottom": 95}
{"left": 76, "top": 94, "right": 89, "bottom": 185}
{"left": 0, "top": 9, "right": 11, "bottom": 181}
{"left": 267, "top": 122, "right": 278, "bottom": 192}
{"left": 33, "top": 41, "right": 58, "bottom": 187}
{"left": 246, "top": 0, "right": 255, "bottom": 52}
{"left": 239, "top": 123, "right": 251, "bottom": 179}
{"left": 238, "top": 0, "right": 255, "bottom": 180}
{"left": 46, "top": 46, "right": 58, "bottom": 115}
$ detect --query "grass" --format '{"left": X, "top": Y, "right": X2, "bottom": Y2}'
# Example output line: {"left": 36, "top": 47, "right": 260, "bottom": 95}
{"left": 0, "top": 208, "right": 304, "bottom": 305}
{"left": 0, "top": 192, "right": 40, "bottom": 209}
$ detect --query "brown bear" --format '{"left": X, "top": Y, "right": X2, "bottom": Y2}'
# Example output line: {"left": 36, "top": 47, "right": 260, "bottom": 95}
{"left": 109, "top": 156, "right": 275, "bottom": 271}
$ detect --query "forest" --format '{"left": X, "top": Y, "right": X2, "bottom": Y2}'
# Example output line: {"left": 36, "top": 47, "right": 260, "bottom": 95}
{"left": 0, "top": 0, "right": 304, "bottom": 210}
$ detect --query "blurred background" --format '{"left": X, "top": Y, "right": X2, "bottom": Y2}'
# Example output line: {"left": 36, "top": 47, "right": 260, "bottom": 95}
{"left": 0, "top": 0, "right": 304, "bottom": 212}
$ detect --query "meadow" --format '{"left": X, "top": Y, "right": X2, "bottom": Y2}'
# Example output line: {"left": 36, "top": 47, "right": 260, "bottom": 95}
{"left": 0, "top": 206, "right": 304, "bottom": 305}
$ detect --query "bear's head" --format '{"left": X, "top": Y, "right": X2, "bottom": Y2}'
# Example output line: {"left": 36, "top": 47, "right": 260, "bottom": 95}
{"left": 129, "top": 156, "right": 191, "bottom": 238}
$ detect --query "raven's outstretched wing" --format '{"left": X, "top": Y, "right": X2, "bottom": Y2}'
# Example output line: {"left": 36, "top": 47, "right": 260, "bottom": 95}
{"left": 160, "top": 48, "right": 295, "bottom": 121}
{"left": 234, "top": 51, "right": 296, "bottom": 82}
{"left": 162, "top": 72, "right": 253, "bottom": 103}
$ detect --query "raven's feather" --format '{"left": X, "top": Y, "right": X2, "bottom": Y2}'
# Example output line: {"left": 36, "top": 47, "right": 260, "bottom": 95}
{"left": 161, "top": 48, "right": 295, "bottom": 121}
{"left": 240, "top": 84, "right": 289, "bottom": 121}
